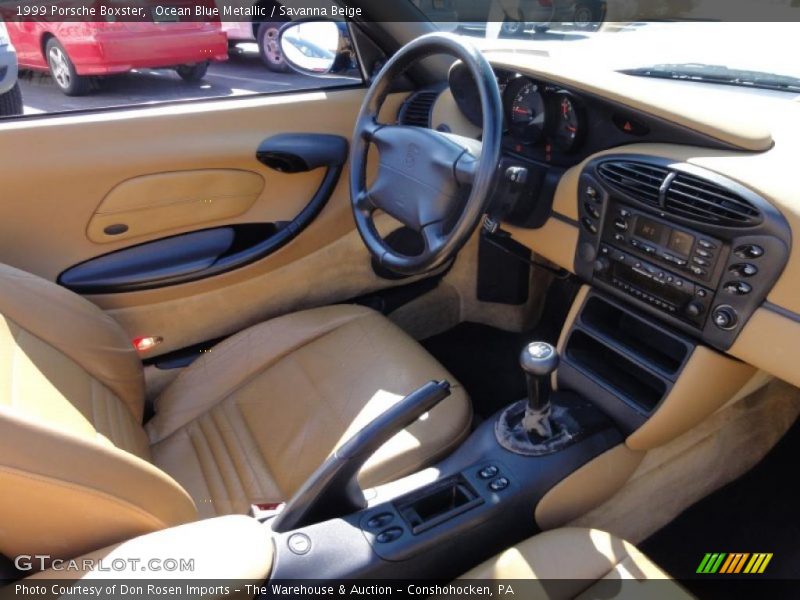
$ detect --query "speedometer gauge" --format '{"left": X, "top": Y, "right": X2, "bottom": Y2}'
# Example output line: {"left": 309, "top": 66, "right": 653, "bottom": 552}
{"left": 506, "top": 78, "right": 546, "bottom": 144}
{"left": 550, "top": 91, "right": 584, "bottom": 153}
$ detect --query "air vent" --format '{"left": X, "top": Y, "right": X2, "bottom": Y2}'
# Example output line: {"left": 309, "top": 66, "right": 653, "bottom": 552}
{"left": 665, "top": 173, "right": 761, "bottom": 226}
{"left": 597, "top": 161, "right": 669, "bottom": 206}
{"left": 398, "top": 91, "right": 439, "bottom": 128}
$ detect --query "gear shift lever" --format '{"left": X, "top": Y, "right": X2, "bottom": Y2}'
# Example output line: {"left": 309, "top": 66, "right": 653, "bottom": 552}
{"left": 519, "top": 342, "right": 559, "bottom": 438}
{"left": 495, "top": 339, "right": 603, "bottom": 456}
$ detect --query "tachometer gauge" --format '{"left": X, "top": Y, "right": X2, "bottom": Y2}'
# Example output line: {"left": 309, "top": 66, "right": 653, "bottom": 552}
{"left": 551, "top": 92, "right": 584, "bottom": 153}
{"left": 506, "top": 78, "right": 546, "bottom": 144}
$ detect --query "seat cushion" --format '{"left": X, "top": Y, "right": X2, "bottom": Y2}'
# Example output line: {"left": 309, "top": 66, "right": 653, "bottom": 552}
{"left": 147, "top": 305, "right": 471, "bottom": 517}
{"left": 459, "top": 528, "right": 692, "bottom": 599}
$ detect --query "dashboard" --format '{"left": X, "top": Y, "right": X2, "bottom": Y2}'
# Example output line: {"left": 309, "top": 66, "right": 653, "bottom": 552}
{"left": 444, "top": 63, "right": 732, "bottom": 169}
{"left": 401, "top": 51, "right": 800, "bottom": 390}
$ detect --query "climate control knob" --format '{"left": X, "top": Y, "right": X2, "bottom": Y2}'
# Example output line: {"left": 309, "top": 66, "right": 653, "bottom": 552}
{"left": 712, "top": 305, "right": 738, "bottom": 330}
{"left": 684, "top": 301, "right": 705, "bottom": 318}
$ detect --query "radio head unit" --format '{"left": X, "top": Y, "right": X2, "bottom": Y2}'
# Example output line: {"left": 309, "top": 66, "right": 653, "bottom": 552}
{"left": 573, "top": 155, "right": 791, "bottom": 351}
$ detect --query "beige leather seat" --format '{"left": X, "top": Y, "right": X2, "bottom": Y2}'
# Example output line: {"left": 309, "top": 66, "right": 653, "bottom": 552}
{"left": 459, "top": 528, "right": 692, "bottom": 599}
{"left": 0, "top": 263, "right": 470, "bottom": 562}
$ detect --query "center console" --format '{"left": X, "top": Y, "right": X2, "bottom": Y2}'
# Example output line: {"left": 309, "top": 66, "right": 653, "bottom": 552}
{"left": 574, "top": 155, "right": 791, "bottom": 350}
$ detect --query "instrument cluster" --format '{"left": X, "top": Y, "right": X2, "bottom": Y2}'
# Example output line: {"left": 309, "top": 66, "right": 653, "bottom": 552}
{"left": 448, "top": 65, "right": 586, "bottom": 162}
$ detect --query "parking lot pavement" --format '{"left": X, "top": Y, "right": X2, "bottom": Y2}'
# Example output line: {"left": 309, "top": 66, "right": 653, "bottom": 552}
{"left": 19, "top": 43, "right": 359, "bottom": 116}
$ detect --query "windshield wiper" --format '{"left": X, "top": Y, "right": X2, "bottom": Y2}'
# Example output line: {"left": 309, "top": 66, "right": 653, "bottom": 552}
{"left": 622, "top": 63, "right": 800, "bottom": 93}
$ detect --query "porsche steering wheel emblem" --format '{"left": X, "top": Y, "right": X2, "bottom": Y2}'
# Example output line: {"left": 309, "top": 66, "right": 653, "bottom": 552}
{"left": 404, "top": 143, "right": 420, "bottom": 168}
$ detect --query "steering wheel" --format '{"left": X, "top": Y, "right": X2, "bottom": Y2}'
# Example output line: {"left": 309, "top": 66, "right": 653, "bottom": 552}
{"left": 349, "top": 33, "right": 503, "bottom": 275}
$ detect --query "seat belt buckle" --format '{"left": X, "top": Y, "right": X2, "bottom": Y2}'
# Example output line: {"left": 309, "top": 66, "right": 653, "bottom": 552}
{"left": 249, "top": 502, "right": 285, "bottom": 522}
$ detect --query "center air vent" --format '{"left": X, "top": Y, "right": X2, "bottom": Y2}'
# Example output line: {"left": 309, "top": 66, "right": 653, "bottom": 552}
{"left": 597, "top": 160, "right": 669, "bottom": 206}
{"left": 398, "top": 91, "right": 440, "bottom": 128}
{"left": 665, "top": 173, "right": 762, "bottom": 226}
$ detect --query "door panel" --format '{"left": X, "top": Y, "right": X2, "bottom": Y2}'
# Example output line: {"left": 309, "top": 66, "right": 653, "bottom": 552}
{"left": 0, "top": 89, "right": 409, "bottom": 356}
{"left": 87, "top": 169, "right": 265, "bottom": 244}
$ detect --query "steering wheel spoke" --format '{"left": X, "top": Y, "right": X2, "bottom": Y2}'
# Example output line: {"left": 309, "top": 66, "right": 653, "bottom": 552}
{"left": 455, "top": 150, "right": 480, "bottom": 185}
{"left": 422, "top": 221, "right": 446, "bottom": 255}
{"left": 359, "top": 116, "right": 382, "bottom": 142}
{"left": 354, "top": 190, "right": 375, "bottom": 215}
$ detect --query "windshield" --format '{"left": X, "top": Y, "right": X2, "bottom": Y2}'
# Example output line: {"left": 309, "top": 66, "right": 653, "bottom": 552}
{"left": 413, "top": 2, "right": 800, "bottom": 90}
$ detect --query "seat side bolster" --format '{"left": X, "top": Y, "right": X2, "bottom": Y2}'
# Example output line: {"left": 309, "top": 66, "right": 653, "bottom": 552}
{"left": 0, "top": 410, "right": 197, "bottom": 560}
{"left": 0, "top": 263, "right": 145, "bottom": 421}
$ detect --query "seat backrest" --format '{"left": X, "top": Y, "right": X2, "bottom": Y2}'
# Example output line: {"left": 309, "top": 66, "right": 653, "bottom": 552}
{"left": 0, "top": 263, "right": 197, "bottom": 562}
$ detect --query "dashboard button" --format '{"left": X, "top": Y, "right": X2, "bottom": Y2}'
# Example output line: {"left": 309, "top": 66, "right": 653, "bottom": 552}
{"left": 712, "top": 306, "right": 738, "bottom": 330}
{"left": 583, "top": 202, "right": 601, "bottom": 219}
{"left": 478, "top": 465, "right": 499, "bottom": 479}
{"left": 581, "top": 218, "right": 598, "bottom": 235}
{"left": 734, "top": 244, "right": 764, "bottom": 259}
{"left": 729, "top": 263, "right": 758, "bottom": 277}
{"left": 375, "top": 527, "right": 404, "bottom": 544}
{"left": 695, "top": 248, "right": 713, "bottom": 258}
{"left": 366, "top": 512, "right": 394, "bottom": 529}
{"left": 692, "top": 257, "right": 708, "bottom": 266}
{"left": 613, "top": 218, "right": 629, "bottom": 232}
{"left": 698, "top": 239, "right": 717, "bottom": 250}
{"left": 724, "top": 281, "right": 752, "bottom": 295}
{"left": 489, "top": 477, "right": 510, "bottom": 491}
{"left": 613, "top": 114, "right": 650, "bottom": 136}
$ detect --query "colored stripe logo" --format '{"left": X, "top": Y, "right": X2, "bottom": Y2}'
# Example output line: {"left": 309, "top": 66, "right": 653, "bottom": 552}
{"left": 697, "top": 553, "right": 773, "bottom": 574}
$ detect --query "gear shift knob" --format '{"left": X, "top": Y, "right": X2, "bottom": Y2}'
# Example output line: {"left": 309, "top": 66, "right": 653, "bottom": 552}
{"left": 520, "top": 341, "right": 559, "bottom": 378}
{"left": 520, "top": 342, "right": 558, "bottom": 438}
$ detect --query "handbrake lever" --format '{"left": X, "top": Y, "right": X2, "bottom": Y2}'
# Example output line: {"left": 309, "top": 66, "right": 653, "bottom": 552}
{"left": 270, "top": 380, "right": 452, "bottom": 533}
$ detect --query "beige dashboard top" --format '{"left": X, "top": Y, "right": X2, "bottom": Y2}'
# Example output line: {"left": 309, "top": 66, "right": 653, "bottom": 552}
{"left": 484, "top": 51, "right": 775, "bottom": 152}
{"left": 432, "top": 53, "right": 800, "bottom": 387}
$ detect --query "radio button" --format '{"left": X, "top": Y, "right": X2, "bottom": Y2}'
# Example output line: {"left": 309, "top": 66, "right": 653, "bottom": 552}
{"left": 692, "top": 257, "right": 709, "bottom": 267}
{"left": 581, "top": 218, "right": 598, "bottom": 235}
{"left": 698, "top": 239, "right": 717, "bottom": 250}
{"left": 614, "top": 218, "right": 629, "bottom": 232}
{"left": 689, "top": 266, "right": 707, "bottom": 277}
{"left": 613, "top": 233, "right": 625, "bottom": 242}
{"left": 729, "top": 263, "right": 758, "bottom": 278}
{"left": 685, "top": 301, "right": 705, "bottom": 318}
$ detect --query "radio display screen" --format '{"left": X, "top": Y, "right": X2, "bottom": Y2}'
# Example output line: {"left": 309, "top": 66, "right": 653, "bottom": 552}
{"left": 667, "top": 230, "right": 695, "bottom": 256}
{"left": 634, "top": 217, "right": 664, "bottom": 243}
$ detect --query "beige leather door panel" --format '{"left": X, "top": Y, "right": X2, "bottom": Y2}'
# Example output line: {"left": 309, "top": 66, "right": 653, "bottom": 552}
{"left": 0, "top": 89, "right": 414, "bottom": 355}
{"left": 87, "top": 169, "right": 265, "bottom": 244}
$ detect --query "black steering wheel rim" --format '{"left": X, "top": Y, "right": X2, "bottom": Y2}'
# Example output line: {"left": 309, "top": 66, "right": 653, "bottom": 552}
{"left": 349, "top": 33, "right": 503, "bottom": 276}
